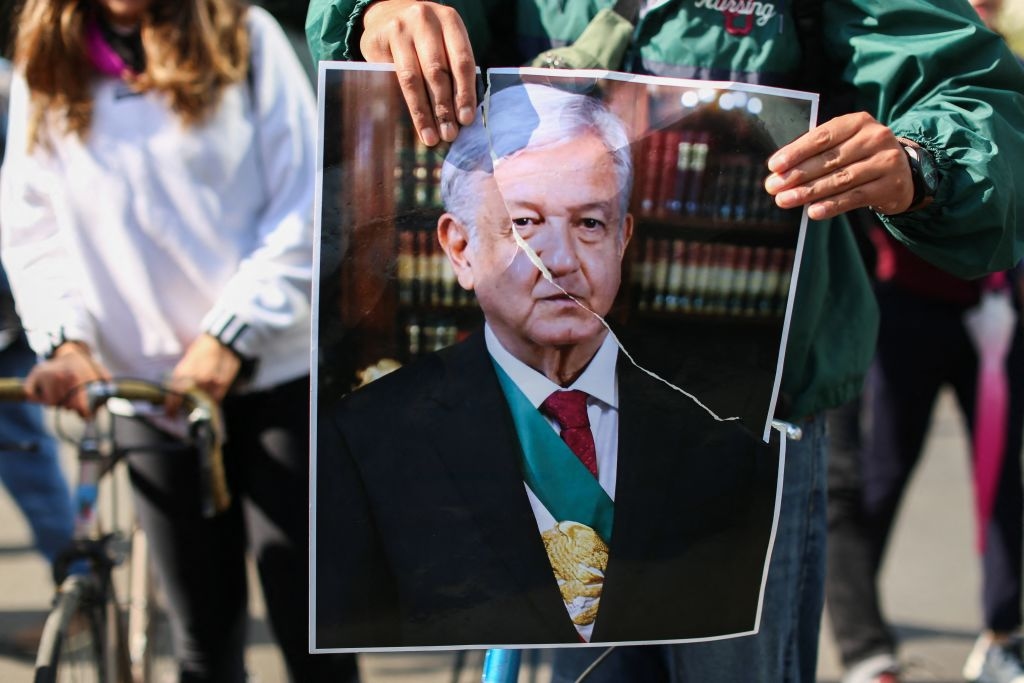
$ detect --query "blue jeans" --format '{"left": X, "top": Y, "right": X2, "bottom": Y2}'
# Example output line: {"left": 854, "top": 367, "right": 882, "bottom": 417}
{"left": 551, "top": 416, "right": 828, "bottom": 683}
{"left": 0, "top": 335, "right": 74, "bottom": 566}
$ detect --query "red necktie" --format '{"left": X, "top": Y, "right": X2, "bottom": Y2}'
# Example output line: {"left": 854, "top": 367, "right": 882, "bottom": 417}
{"left": 540, "top": 390, "right": 598, "bottom": 478}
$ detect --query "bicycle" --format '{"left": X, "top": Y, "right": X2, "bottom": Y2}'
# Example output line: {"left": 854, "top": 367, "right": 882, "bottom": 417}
{"left": 0, "top": 377, "right": 230, "bottom": 683}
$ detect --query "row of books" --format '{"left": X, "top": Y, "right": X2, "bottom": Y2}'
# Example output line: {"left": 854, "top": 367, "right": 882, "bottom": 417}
{"left": 397, "top": 225, "right": 794, "bottom": 318}
{"left": 390, "top": 124, "right": 788, "bottom": 224}
{"left": 402, "top": 316, "right": 472, "bottom": 358}
{"left": 396, "top": 229, "right": 477, "bottom": 308}
{"left": 393, "top": 120, "right": 448, "bottom": 211}
{"left": 634, "top": 129, "right": 787, "bottom": 224}
{"left": 631, "top": 237, "right": 795, "bottom": 318}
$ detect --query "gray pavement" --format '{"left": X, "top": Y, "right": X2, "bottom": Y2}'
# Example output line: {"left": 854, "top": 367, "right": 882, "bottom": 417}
{"left": 0, "top": 390, "right": 997, "bottom": 681}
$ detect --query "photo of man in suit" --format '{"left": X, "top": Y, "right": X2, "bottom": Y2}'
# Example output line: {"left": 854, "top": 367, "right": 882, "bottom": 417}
{"left": 313, "top": 82, "right": 780, "bottom": 650}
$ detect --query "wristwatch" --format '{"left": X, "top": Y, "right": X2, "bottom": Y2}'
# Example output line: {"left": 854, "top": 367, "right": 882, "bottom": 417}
{"left": 897, "top": 138, "right": 939, "bottom": 211}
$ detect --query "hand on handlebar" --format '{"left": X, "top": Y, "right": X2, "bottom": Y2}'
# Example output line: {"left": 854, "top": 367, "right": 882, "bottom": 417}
{"left": 361, "top": 0, "right": 478, "bottom": 146}
{"left": 166, "top": 333, "right": 241, "bottom": 416}
{"left": 26, "top": 342, "right": 111, "bottom": 418}
{"left": 764, "top": 112, "right": 914, "bottom": 220}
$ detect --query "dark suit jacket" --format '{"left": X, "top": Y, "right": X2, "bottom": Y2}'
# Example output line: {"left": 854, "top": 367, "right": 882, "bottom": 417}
{"left": 314, "top": 332, "right": 779, "bottom": 649}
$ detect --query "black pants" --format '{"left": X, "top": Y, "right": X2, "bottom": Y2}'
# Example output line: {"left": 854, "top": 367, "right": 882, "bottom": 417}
{"left": 121, "top": 377, "right": 359, "bottom": 683}
{"left": 826, "top": 283, "right": 1024, "bottom": 667}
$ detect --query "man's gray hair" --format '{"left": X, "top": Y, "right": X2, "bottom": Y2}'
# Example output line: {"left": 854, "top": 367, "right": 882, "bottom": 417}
{"left": 440, "top": 83, "right": 634, "bottom": 230}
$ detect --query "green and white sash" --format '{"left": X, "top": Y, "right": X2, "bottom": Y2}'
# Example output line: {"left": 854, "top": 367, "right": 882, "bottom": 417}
{"left": 493, "top": 362, "right": 614, "bottom": 541}
{"left": 493, "top": 362, "right": 614, "bottom": 628}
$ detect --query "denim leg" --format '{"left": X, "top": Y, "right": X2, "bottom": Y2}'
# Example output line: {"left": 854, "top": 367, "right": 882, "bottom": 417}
{"left": 551, "top": 417, "right": 828, "bottom": 683}
{"left": 0, "top": 337, "right": 73, "bottom": 566}
{"left": 671, "top": 416, "right": 827, "bottom": 683}
{"left": 825, "top": 398, "right": 899, "bottom": 668}
{"left": 550, "top": 646, "right": 670, "bottom": 683}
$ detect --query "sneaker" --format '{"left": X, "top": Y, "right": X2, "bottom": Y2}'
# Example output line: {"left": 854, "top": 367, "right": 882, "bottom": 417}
{"left": 843, "top": 652, "right": 902, "bottom": 683}
{"left": 964, "top": 635, "right": 1024, "bottom": 683}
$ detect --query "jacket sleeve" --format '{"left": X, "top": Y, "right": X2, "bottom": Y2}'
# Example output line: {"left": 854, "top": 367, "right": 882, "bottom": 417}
{"left": 824, "top": 0, "right": 1024, "bottom": 279}
{"left": 199, "top": 6, "right": 318, "bottom": 361}
{"left": 305, "top": 0, "right": 503, "bottom": 64}
{"left": 0, "top": 72, "right": 98, "bottom": 357}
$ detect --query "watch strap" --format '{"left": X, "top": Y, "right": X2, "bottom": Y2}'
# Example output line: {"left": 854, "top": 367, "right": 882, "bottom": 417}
{"left": 897, "top": 138, "right": 936, "bottom": 211}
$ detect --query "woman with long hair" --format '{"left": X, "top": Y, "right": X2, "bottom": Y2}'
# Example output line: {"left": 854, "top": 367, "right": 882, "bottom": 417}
{"left": 1, "top": 1, "right": 358, "bottom": 680}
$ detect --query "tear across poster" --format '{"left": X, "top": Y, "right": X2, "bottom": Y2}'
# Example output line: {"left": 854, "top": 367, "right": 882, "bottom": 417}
{"left": 310, "top": 64, "right": 815, "bottom": 652}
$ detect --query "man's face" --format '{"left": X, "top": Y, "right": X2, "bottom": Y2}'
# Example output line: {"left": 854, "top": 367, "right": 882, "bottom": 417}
{"left": 452, "top": 133, "right": 632, "bottom": 359}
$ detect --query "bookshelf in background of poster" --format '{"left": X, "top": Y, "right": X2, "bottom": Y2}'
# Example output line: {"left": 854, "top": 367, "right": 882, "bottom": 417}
{"left": 328, "top": 75, "right": 801, "bottom": 393}
{"left": 626, "top": 122, "right": 800, "bottom": 326}
{"left": 392, "top": 115, "right": 482, "bottom": 365}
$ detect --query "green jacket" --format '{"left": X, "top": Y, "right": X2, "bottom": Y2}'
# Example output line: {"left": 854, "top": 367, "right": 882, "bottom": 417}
{"left": 307, "top": 0, "right": 1024, "bottom": 419}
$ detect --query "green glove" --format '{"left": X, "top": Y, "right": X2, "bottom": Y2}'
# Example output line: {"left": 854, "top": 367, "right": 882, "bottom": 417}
{"left": 529, "top": 8, "right": 635, "bottom": 70}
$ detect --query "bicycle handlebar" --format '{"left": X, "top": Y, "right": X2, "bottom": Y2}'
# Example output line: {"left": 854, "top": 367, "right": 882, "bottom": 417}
{"left": 0, "top": 377, "right": 231, "bottom": 515}
{"left": 0, "top": 378, "right": 29, "bottom": 401}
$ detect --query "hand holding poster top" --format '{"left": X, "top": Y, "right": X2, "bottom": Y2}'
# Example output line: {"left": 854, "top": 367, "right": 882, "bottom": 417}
{"left": 311, "top": 65, "right": 816, "bottom": 651}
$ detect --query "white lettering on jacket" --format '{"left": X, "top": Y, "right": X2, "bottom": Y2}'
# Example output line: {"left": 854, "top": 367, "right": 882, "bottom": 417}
{"left": 693, "top": 0, "right": 777, "bottom": 27}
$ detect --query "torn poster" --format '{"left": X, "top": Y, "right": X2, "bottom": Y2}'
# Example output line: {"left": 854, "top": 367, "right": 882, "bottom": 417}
{"left": 310, "top": 64, "right": 814, "bottom": 652}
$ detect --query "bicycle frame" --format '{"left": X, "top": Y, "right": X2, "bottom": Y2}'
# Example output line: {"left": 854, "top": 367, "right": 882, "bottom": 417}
{"left": 40, "top": 393, "right": 140, "bottom": 683}
{"left": 482, "top": 649, "right": 521, "bottom": 683}
{"left": 0, "top": 377, "right": 229, "bottom": 683}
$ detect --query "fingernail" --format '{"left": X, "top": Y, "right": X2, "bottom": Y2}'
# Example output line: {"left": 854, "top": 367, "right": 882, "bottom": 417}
{"left": 764, "top": 174, "right": 783, "bottom": 193}
{"left": 768, "top": 153, "right": 786, "bottom": 173}
{"left": 420, "top": 127, "right": 439, "bottom": 147}
{"left": 458, "top": 107, "right": 474, "bottom": 125}
{"left": 440, "top": 122, "right": 457, "bottom": 141}
{"left": 777, "top": 190, "right": 797, "bottom": 207}
{"left": 808, "top": 203, "right": 826, "bottom": 220}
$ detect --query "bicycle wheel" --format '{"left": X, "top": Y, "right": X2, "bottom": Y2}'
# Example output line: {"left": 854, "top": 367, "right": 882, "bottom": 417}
{"left": 34, "top": 574, "right": 131, "bottom": 683}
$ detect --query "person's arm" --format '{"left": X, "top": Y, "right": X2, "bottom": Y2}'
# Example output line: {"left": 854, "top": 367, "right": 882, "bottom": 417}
{"left": 179, "top": 8, "right": 318, "bottom": 400}
{"left": 0, "top": 70, "right": 111, "bottom": 417}
{"left": 0, "top": 73, "right": 98, "bottom": 360}
{"left": 767, "top": 0, "right": 1024, "bottom": 278}
{"left": 306, "top": 0, "right": 499, "bottom": 146}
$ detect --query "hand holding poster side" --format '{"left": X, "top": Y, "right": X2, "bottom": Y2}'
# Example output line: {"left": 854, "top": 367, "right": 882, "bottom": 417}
{"left": 764, "top": 111, "right": 915, "bottom": 220}
{"left": 360, "top": 0, "right": 477, "bottom": 145}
